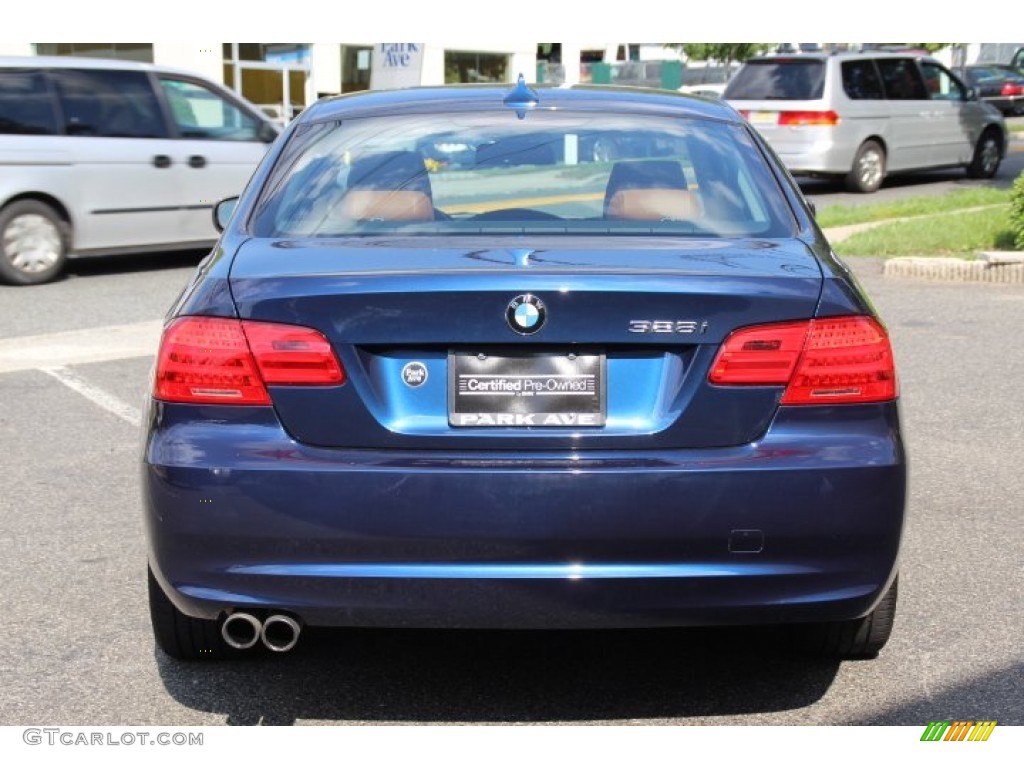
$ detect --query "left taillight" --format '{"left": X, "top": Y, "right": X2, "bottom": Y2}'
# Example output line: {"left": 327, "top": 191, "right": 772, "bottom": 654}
{"left": 709, "top": 316, "right": 898, "bottom": 405}
{"left": 154, "top": 317, "right": 344, "bottom": 405}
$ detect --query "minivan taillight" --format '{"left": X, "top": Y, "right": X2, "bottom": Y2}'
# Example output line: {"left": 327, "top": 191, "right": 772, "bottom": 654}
{"left": 709, "top": 316, "right": 897, "bottom": 405}
{"left": 778, "top": 110, "right": 840, "bottom": 126}
{"left": 154, "top": 317, "right": 344, "bottom": 405}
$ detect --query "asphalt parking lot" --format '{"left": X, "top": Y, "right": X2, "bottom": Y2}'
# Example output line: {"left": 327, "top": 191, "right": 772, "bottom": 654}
{"left": 1, "top": 251, "right": 1022, "bottom": 726}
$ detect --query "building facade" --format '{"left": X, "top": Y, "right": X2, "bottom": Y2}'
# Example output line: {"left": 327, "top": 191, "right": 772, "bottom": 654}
{"left": 0, "top": 43, "right": 541, "bottom": 120}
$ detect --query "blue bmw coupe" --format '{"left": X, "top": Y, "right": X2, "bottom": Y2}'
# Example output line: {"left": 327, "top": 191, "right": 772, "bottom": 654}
{"left": 144, "top": 79, "right": 905, "bottom": 661}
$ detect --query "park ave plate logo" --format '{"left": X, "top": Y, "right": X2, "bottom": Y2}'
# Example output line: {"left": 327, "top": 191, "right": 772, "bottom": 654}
{"left": 401, "top": 361, "right": 428, "bottom": 388}
{"left": 506, "top": 294, "right": 546, "bottom": 335}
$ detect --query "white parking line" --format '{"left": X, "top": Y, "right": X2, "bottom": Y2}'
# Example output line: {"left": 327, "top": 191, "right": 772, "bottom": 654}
{"left": 0, "top": 320, "right": 163, "bottom": 374}
{"left": 0, "top": 320, "right": 162, "bottom": 426}
{"left": 40, "top": 366, "right": 142, "bottom": 427}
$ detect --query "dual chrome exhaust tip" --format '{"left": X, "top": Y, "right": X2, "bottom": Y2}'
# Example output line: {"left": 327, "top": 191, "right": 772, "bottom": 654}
{"left": 221, "top": 612, "right": 301, "bottom": 653}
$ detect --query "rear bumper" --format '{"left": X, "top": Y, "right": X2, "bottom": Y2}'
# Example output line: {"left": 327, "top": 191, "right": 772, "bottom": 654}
{"left": 750, "top": 125, "right": 858, "bottom": 175}
{"left": 982, "top": 95, "right": 1024, "bottom": 114}
{"left": 773, "top": 141, "right": 855, "bottom": 176}
{"left": 144, "top": 402, "right": 906, "bottom": 629}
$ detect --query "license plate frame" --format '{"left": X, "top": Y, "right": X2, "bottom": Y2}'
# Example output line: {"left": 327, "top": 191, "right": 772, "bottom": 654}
{"left": 448, "top": 350, "right": 606, "bottom": 428}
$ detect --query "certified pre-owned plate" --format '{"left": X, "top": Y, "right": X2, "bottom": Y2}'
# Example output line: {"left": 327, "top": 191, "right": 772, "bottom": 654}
{"left": 449, "top": 351, "right": 605, "bottom": 427}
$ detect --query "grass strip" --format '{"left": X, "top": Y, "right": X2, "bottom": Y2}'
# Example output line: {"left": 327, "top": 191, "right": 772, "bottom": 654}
{"left": 836, "top": 205, "right": 1015, "bottom": 257}
{"left": 816, "top": 188, "right": 1010, "bottom": 228}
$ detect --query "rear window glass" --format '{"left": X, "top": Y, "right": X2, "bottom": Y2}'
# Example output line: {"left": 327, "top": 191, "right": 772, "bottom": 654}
{"left": 51, "top": 69, "right": 168, "bottom": 138}
{"left": 0, "top": 70, "right": 58, "bottom": 135}
{"left": 250, "top": 111, "right": 795, "bottom": 239}
{"left": 723, "top": 60, "right": 826, "bottom": 100}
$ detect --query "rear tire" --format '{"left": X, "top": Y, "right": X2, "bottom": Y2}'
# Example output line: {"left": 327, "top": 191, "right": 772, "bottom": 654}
{"left": 965, "top": 129, "right": 1002, "bottom": 179}
{"left": 802, "top": 575, "right": 898, "bottom": 659}
{"left": 0, "top": 200, "right": 68, "bottom": 285}
{"left": 844, "top": 140, "right": 886, "bottom": 193}
{"left": 148, "top": 566, "right": 232, "bottom": 661}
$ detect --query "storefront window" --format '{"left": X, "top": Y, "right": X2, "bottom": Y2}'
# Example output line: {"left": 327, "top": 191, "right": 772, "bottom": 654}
{"left": 444, "top": 52, "right": 508, "bottom": 84}
{"left": 341, "top": 45, "right": 373, "bottom": 93}
{"left": 223, "top": 43, "right": 310, "bottom": 121}
{"left": 35, "top": 43, "right": 153, "bottom": 63}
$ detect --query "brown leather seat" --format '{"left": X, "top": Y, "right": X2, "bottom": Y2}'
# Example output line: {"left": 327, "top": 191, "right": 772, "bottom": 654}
{"left": 605, "top": 188, "right": 700, "bottom": 221}
{"left": 603, "top": 160, "right": 702, "bottom": 222}
{"left": 339, "top": 151, "right": 434, "bottom": 221}
{"left": 338, "top": 190, "right": 434, "bottom": 221}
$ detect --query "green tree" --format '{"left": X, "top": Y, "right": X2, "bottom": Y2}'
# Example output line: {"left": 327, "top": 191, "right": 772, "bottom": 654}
{"left": 903, "top": 44, "right": 950, "bottom": 53}
{"left": 1010, "top": 172, "right": 1024, "bottom": 250}
{"left": 671, "top": 44, "right": 776, "bottom": 67}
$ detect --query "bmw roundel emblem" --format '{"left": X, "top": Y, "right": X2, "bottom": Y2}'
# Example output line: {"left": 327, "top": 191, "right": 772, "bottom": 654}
{"left": 506, "top": 294, "right": 546, "bottom": 335}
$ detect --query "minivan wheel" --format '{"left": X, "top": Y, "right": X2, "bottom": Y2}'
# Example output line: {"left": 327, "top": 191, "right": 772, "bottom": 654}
{"left": 966, "top": 129, "right": 1002, "bottom": 179}
{"left": 148, "top": 566, "right": 234, "bottom": 661}
{"left": 0, "top": 200, "right": 69, "bottom": 285}
{"left": 800, "top": 575, "right": 898, "bottom": 659}
{"left": 845, "top": 141, "right": 886, "bottom": 193}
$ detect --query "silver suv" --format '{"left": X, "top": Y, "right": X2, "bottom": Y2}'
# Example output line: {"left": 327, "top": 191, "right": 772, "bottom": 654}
{"left": 724, "top": 52, "right": 1008, "bottom": 193}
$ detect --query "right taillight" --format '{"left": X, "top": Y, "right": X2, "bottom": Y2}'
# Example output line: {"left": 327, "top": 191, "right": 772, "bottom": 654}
{"left": 709, "top": 316, "right": 898, "bottom": 405}
{"left": 154, "top": 316, "right": 344, "bottom": 405}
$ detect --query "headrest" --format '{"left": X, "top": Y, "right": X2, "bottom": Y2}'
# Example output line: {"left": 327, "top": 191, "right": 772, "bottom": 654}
{"left": 347, "top": 151, "right": 432, "bottom": 196}
{"left": 603, "top": 160, "right": 700, "bottom": 220}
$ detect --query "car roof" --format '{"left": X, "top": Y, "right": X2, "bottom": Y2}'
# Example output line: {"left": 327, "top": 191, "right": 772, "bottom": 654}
{"left": 302, "top": 83, "right": 742, "bottom": 124}
{"left": 0, "top": 55, "right": 212, "bottom": 81}
{"left": 744, "top": 52, "right": 939, "bottom": 64}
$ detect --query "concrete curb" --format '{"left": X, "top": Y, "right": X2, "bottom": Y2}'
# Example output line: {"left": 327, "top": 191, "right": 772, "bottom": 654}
{"left": 883, "top": 255, "right": 1024, "bottom": 283}
{"left": 823, "top": 204, "right": 1024, "bottom": 284}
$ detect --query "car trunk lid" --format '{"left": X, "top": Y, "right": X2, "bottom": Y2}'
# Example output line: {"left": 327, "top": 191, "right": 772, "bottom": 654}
{"left": 227, "top": 237, "right": 823, "bottom": 450}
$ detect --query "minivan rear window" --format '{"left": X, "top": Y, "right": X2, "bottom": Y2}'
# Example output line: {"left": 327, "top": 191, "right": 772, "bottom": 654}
{"left": 0, "top": 71, "right": 58, "bottom": 135}
{"left": 723, "top": 59, "right": 826, "bottom": 100}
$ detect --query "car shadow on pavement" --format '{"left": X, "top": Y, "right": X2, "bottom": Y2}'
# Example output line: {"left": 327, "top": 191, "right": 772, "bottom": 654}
{"left": 156, "top": 625, "right": 840, "bottom": 724}
{"left": 852, "top": 661, "right": 1024, "bottom": 726}
{"left": 61, "top": 249, "right": 209, "bottom": 280}
{"left": 798, "top": 169, "right": 1017, "bottom": 196}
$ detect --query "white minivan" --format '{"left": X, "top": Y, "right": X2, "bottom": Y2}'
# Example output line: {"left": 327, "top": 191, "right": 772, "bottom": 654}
{"left": 724, "top": 52, "right": 1008, "bottom": 193}
{"left": 0, "top": 57, "right": 279, "bottom": 284}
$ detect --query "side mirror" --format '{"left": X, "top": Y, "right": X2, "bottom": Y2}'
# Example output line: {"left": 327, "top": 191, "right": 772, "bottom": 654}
{"left": 965, "top": 87, "right": 977, "bottom": 101}
{"left": 212, "top": 197, "right": 239, "bottom": 233}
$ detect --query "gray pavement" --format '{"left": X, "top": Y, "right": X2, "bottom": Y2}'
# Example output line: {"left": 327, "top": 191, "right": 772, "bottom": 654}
{"left": 1, "top": 252, "right": 1022, "bottom": 726}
